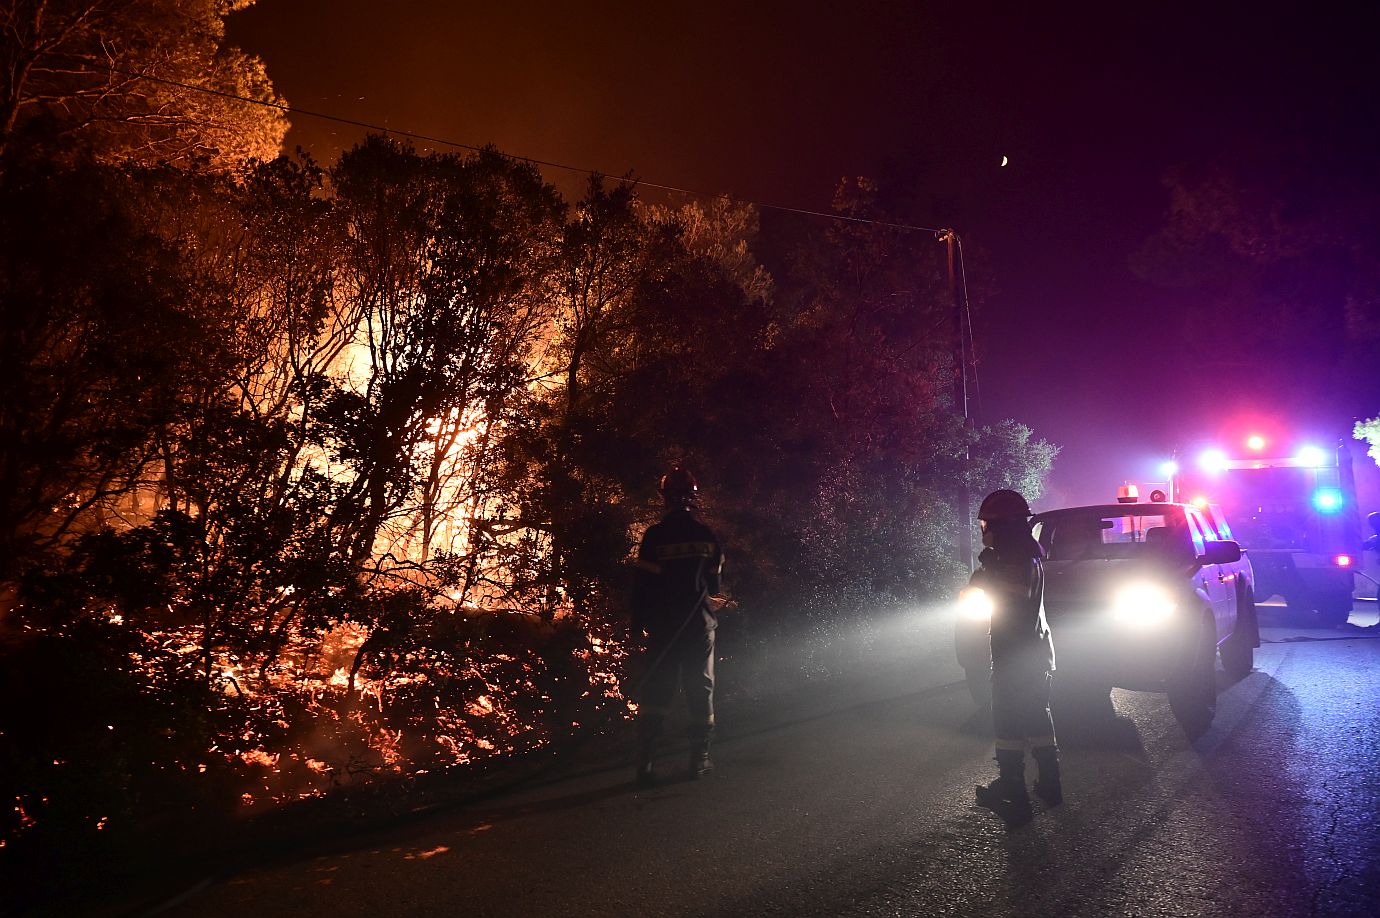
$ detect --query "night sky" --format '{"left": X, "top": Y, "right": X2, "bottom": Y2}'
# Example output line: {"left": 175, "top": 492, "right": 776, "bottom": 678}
{"left": 228, "top": 2, "right": 1380, "bottom": 508}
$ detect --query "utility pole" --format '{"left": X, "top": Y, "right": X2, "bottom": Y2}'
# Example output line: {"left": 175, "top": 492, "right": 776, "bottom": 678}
{"left": 939, "top": 229, "right": 973, "bottom": 572}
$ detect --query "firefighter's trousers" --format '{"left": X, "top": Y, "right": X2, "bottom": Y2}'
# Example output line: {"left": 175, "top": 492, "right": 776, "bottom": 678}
{"left": 992, "top": 666, "right": 1056, "bottom": 754}
{"left": 637, "top": 628, "right": 715, "bottom": 741}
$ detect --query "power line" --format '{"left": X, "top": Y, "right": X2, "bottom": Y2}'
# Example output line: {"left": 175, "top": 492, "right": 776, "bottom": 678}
{"left": 955, "top": 233, "right": 982, "bottom": 417}
{"left": 67, "top": 58, "right": 947, "bottom": 236}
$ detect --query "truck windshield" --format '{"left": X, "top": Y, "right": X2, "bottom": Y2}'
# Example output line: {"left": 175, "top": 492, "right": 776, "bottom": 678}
{"left": 1036, "top": 508, "right": 1196, "bottom": 562}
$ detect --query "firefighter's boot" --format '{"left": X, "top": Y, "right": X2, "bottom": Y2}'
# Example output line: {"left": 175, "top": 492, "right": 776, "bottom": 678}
{"left": 689, "top": 736, "right": 713, "bottom": 778}
{"left": 975, "top": 749, "right": 1031, "bottom": 825}
{"left": 1032, "top": 745, "right": 1063, "bottom": 806}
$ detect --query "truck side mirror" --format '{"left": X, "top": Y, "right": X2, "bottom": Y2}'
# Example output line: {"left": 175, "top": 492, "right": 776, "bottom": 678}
{"left": 1200, "top": 540, "right": 1242, "bottom": 565}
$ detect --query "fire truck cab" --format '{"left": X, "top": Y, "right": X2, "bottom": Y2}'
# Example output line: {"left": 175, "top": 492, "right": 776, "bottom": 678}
{"left": 1171, "top": 438, "right": 1362, "bottom": 627}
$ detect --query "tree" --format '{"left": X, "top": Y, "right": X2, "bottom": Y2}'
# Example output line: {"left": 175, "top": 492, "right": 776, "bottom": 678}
{"left": 1355, "top": 417, "right": 1380, "bottom": 469}
{"left": 639, "top": 195, "right": 774, "bottom": 304}
{"left": 0, "top": 154, "right": 238, "bottom": 588}
{"left": 0, "top": 0, "right": 286, "bottom": 170}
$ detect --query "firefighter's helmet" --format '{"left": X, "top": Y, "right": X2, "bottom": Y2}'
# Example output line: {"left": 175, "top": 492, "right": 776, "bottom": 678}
{"left": 978, "top": 489, "right": 1033, "bottom": 521}
{"left": 659, "top": 467, "right": 699, "bottom": 504}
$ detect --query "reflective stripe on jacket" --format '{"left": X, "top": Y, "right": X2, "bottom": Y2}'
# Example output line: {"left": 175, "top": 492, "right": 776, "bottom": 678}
{"left": 632, "top": 509, "right": 723, "bottom": 639}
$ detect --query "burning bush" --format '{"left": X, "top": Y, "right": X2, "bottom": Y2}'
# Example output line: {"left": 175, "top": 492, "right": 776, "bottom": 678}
{"left": 1, "top": 524, "right": 634, "bottom": 901}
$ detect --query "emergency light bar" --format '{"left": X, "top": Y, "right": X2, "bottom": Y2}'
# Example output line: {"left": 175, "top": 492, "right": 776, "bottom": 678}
{"left": 1199, "top": 456, "right": 1333, "bottom": 470}
{"left": 1296, "top": 445, "right": 1328, "bottom": 467}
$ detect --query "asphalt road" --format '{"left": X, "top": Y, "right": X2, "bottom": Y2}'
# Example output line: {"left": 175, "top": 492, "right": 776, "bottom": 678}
{"left": 151, "top": 600, "right": 1380, "bottom": 918}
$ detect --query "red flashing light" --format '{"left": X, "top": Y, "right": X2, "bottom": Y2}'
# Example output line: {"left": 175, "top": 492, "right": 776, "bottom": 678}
{"left": 1333, "top": 554, "right": 1354, "bottom": 568}
{"left": 1191, "top": 495, "right": 1209, "bottom": 508}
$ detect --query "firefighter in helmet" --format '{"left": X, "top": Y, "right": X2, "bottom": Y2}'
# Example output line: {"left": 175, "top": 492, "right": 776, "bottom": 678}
{"left": 631, "top": 467, "right": 724, "bottom": 784}
{"left": 970, "top": 488, "right": 1060, "bottom": 825}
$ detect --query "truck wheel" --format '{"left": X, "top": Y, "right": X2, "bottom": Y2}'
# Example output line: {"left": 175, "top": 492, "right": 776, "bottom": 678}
{"left": 1314, "top": 592, "right": 1354, "bottom": 629}
{"left": 1219, "top": 621, "right": 1254, "bottom": 680}
{"left": 964, "top": 664, "right": 992, "bottom": 707}
{"left": 1220, "top": 586, "right": 1256, "bottom": 680}
{"left": 1242, "top": 585, "right": 1261, "bottom": 646}
{"left": 1169, "top": 614, "right": 1217, "bottom": 739}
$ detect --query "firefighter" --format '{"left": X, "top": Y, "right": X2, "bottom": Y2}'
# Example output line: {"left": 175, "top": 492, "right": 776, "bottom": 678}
{"left": 971, "top": 489, "right": 1060, "bottom": 825}
{"left": 631, "top": 467, "right": 724, "bottom": 785}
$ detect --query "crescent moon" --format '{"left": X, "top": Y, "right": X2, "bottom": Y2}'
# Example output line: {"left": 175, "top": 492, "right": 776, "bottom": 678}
{"left": 1000, "top": 155, "right": 1009, "bottom": 167}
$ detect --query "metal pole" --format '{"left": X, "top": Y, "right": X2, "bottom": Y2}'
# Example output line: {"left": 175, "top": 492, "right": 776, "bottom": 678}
{"left": 941, "top": 229, "right": 973, "bottom": 572}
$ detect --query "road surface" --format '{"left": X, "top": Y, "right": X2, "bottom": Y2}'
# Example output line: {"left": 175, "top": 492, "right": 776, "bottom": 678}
{"left": 149, "top": 600, "right": 1380, "bottom": 918}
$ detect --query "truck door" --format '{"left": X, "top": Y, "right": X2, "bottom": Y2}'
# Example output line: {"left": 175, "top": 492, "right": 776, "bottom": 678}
{"left": 1188, "top": 509, "right": 1234, "bottom": 641}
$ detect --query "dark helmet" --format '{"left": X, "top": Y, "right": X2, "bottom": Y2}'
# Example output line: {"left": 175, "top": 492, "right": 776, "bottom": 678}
{"left": 978, "top": 489, "right": 1033, "bottom": 521}
{"left": 659, "top": 467, "right": 699, "bottom": 505}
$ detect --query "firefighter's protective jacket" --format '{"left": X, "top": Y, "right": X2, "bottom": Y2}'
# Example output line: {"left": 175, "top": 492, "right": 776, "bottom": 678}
{"left": 632, "top": 509, "right": 722, "bottom": 642}
{"left": 970, "top": 545, "right": 1055, "bottom": 674}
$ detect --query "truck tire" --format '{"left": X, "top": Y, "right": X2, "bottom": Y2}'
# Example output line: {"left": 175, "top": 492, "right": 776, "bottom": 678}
{"left": 1220, "top": 585, "right": 1256, "bottom": 681}
{"left": 1168, "top": 614, "right": 1217, "bottom": 739}
{"left": 1219, "top": 619, "right": 1254, "bottom": 680}
{"left": 1243, "top": 584, "right": 1261, "bottom": 646}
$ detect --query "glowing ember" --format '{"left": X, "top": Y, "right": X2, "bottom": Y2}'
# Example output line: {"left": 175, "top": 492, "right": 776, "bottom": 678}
{"left": 406, "top": 845, "right": 451, "bottom": 860}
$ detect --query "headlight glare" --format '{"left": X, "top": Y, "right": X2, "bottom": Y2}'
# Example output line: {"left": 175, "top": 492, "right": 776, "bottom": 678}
{"left": 1112, "top": 583, "right": 1176, "bottom": 626}
{"left": 958, "top": 587, "right": 994, "bottom": 621}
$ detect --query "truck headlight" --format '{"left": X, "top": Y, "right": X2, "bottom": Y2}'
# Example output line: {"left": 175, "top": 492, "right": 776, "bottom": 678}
{"left": 957, "top": 587, "right": 994, "bottom": 621}
{"left": 1112, "top": 583, "right": 1177, "bottom": 626}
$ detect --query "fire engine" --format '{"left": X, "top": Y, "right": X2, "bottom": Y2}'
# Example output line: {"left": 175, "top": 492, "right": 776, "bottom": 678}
{"left": 1168, "top": 436, "right": 1362, "bottom": 628}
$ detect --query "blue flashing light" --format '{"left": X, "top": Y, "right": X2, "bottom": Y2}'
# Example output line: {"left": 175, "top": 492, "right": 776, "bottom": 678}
{"left": 1312, "top": 487, "right": 1344, "bottom": 514}
{"left": 1159, "top": 460, "right": 1179, "bottom": 478}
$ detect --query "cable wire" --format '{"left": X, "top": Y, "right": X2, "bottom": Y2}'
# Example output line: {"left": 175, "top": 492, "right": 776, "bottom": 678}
{"left": 954, "top": 234, "right": 982, "bottom": 419}
{"left": 63, "top": 57, "right": 947, "bottom": 236}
